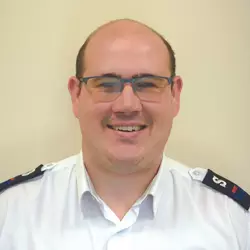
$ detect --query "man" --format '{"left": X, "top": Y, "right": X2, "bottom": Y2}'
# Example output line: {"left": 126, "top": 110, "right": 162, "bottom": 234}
{"left": 0, "top": 19, "right": 249, "bottom": 249}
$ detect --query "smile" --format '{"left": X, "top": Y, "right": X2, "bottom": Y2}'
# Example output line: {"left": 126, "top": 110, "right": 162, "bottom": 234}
{"left": 107, "top": 124, "right": 147, "bottom": 132}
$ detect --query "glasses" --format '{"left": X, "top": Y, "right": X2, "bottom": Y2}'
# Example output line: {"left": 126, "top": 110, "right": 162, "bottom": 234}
{"left": 77, "top": 75, "right": 174, "bottom": 103}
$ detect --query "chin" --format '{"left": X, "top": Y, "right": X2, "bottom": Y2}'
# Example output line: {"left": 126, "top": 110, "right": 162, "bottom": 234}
{"left": 107, "top": 146, "right": 145, "bottom": 165}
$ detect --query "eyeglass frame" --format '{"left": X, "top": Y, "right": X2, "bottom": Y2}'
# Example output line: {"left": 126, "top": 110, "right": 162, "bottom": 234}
{"left": 77, "top": 74, "right": 174, "bottom": 92}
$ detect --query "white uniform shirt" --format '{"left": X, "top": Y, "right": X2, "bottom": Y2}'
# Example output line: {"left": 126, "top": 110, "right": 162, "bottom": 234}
{"left": 0, "top": 152, "right": 249, "bottom": 250}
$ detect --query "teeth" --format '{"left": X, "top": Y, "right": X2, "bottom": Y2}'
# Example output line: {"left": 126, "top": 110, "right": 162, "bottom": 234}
{"left": 113, "top": 126, "right": 142, "bottom": 132}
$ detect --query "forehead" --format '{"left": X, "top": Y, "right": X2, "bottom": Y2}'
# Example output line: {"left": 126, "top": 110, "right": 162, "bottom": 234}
{"left": 83, "top": 24, "right": 171, "bottom": 77}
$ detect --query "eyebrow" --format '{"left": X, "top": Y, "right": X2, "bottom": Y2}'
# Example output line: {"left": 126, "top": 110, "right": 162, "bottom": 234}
{"left": 100, "top": 73, "right": 157, "bottom": 78}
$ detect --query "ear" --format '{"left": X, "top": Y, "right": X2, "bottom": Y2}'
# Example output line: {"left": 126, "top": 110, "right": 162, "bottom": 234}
{"left": 171, "top": 76, "right": 183, "bottom": 116}
{"left": 68, "top": 76, "right": 81, "bottom": 118}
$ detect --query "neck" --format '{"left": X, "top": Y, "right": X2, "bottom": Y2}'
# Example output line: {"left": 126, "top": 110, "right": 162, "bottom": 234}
{"left": 83, "top": 152, "right": 162, "bottom": 220}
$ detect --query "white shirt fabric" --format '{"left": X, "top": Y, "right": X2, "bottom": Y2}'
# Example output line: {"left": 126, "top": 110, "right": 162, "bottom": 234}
{"left": 0, "top": 152, "right": 249, "bottom": 250}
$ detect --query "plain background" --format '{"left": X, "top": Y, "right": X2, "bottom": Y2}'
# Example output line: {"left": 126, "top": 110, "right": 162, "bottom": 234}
{"left": 0, "top": 0, "right": 249, "bottom": 191}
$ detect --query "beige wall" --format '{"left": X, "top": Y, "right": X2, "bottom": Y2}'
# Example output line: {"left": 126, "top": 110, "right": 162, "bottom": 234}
{"left": 0, "top": 0, "right": 249, "bottom": 191}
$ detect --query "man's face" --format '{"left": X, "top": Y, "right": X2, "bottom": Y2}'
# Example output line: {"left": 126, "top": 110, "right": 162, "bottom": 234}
{"left": 68, "top": 23, "right": 182, "bottom": 172}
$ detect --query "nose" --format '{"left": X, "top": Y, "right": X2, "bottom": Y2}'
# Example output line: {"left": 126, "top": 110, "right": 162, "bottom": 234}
{"left": 111, "top": 84, "right": 142, "bottom": 113}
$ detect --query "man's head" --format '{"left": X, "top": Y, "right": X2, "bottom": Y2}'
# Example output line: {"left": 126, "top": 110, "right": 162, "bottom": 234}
{"left": 68, "top": 19, "right": 183, "bottom": 173}
{"left": 75, "top": 19, "right": 177, "bottom": 79}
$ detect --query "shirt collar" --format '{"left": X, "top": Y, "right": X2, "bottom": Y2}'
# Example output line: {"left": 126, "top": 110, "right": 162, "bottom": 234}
{"left": 75, "top": 151, "right": 170, "bottom": 217}
{"left": 133, "top": 154, "right": 169, "bottom": 216}
{"left": 75, "top": 151, "right": 91, "bottom": 205}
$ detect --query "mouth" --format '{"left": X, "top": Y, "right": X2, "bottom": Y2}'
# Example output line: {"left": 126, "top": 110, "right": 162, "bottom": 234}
{"left": 107, "top": 124, "right": 147, "bottom": 132}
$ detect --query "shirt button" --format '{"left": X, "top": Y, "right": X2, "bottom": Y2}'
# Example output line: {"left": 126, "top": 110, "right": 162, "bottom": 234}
{"left": 193, "top": 170, "right": 200, "bottom": 176}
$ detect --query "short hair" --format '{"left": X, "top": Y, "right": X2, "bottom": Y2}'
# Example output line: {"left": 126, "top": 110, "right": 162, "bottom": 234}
{"left": 75, "top": 20, "right": 176, "bottom": 78}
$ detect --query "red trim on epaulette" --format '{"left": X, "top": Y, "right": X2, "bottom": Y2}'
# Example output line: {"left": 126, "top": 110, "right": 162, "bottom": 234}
{"left": 202, "top": 169, "right": 250, "bottom": 211}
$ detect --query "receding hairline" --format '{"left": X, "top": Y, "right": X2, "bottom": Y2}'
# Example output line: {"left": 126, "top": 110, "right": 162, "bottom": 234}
{"left": 76, "top": 18, "right": 176, "bottom": 78}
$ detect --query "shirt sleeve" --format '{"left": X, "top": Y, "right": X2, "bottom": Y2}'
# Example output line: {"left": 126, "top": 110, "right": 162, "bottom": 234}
{"left": 226, "top": 195, "right": 249, "bottom": 249}
{"left": 0, "top": 192, "right": 8, "bottom": 236}
{"left": 248, "top": 213, "right": 250, "bottom": 250}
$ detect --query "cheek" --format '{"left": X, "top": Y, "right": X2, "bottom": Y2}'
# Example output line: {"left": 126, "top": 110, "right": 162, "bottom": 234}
{"left": 78, "top": 99, "right": 111, "bottom": 131}
{"left": 154, "top": 104, "right": 174, "bottom": 142}
{"left": 156, "top": 110, "right": 173, "bottom": 129}
{"left": 145, "top": 98, "right": 175, "bottom": 126}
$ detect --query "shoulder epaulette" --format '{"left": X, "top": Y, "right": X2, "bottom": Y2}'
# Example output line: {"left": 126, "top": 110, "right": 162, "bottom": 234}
{"left": 190, "top": 168, "right": 250, "bottom": 211}
{"left": 0, "top": 163, "right": 55, "bottom": 194}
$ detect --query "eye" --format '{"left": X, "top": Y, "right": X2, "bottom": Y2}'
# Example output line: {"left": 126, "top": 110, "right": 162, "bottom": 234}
{"left": 91, "top": 78, "right": 117, "bottom": 88}
{"left": 136, "top": 82, "right": 155, "bottom": 88}
{"left": 134, "top": 77, "right": 167, "bottom": 92}
{"left": 98, "top": 82, "right": 116, "bottom": 88}
{"left": 89, "top": 78, "right": 121, "bottom": 93}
